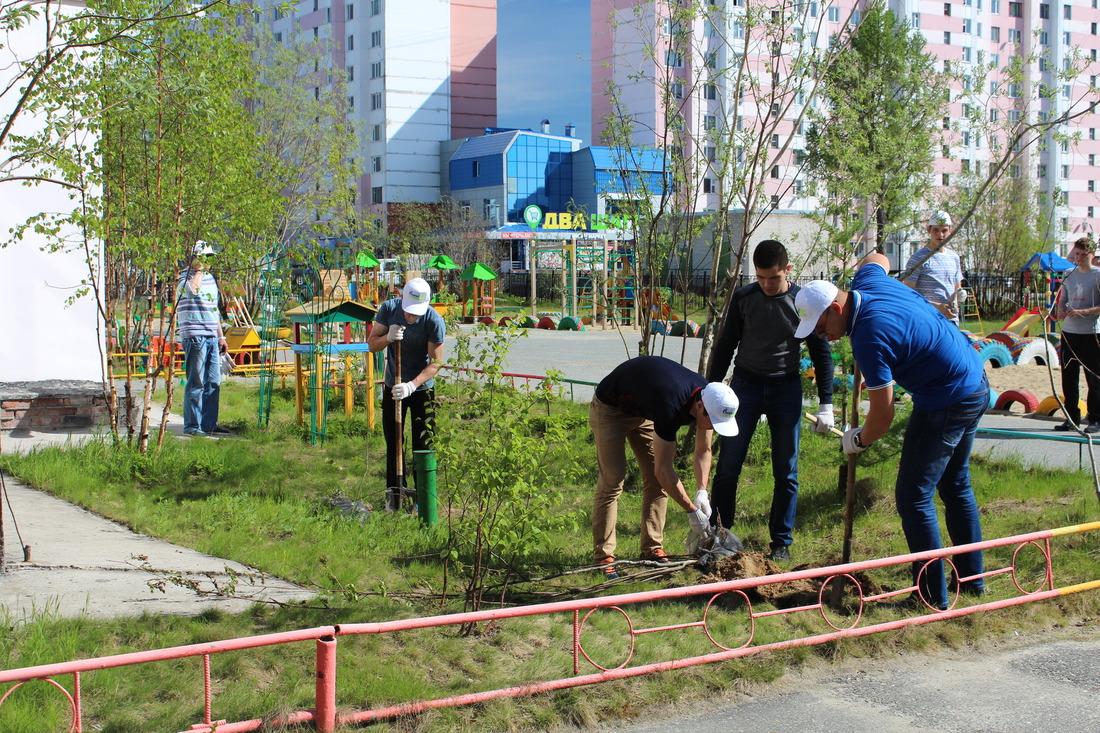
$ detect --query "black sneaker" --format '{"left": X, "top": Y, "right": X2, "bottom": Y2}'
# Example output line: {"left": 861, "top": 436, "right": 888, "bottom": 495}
{"left": 1086, "top": 422, "right": 1100, "bottom": 434}
{"left": 767, "top": 544, "right": 790, "bottom": 562}
{"left": 208, "top": 425, "right": 235, "bottom": 436}
{"left": 1054, "top": 420, "right": 1082, "bottom": 432}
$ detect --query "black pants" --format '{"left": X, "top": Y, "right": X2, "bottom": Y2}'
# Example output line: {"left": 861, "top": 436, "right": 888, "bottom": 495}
{"left": 1061, "top": 331, "right": 1100, "bottom": 422}
{"left": 381, "top": 387, "right": 436, "bottom": 494}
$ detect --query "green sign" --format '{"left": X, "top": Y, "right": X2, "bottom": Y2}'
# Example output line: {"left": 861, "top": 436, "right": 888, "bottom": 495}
{"left": 523, "top": 205, "right": 543, "bottom": 230}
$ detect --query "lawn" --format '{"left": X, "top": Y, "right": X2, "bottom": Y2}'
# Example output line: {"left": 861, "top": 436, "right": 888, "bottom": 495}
{"left": 1, "top": 326, "right": 1098, "bottom": 731}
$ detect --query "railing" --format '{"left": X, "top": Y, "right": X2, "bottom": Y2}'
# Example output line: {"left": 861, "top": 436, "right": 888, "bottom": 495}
{"left": 2, "top": 522, "right": 1098, "bottom": 732}
{"left": 442, "top": 365, "right": 599, "bottom": 402}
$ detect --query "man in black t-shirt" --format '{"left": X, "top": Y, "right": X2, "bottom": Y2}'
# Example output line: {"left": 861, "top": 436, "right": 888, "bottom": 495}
{"left": 591, "top": 356, "right": 739, "bottom": 578}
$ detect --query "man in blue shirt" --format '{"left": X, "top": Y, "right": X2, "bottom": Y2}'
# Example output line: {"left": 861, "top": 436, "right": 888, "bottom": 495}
{"left": 368, "top": 278, "right": 446, "bottom": 511}
{"left": 177, "top": 241, "right": 230, "bottom": 437}
{"left": 793, "top": 252, "right": 988, "bottom": 611}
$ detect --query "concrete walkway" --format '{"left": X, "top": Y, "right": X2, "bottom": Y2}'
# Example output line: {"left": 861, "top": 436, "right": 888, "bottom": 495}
{"left": 0, "top": 410, "right": 315, "bottom": 622}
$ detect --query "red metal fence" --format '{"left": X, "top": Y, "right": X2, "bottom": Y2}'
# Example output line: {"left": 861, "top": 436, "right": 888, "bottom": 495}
{"left": 2, "top": 521, "right": 1098, "bottom": 732}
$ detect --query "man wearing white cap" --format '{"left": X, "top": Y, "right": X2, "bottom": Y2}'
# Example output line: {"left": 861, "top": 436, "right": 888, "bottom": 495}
{"left": 902, "top": 210, "right": 965, "bottom": 323}
{"left": 793, "top": 252, "right": 988, "bottom": 611}
{"left": 177, "top": 241, "right": 231, "bottom": 437}
{"left": 368, "top": 277, "right": 446, "bottom": 511}
{"left": 590, "top": 355, "right": 739, "bottom": 579}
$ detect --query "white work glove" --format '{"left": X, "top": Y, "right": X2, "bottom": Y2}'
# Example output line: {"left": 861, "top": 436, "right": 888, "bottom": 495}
{"left": 957, "top": 289, "right": 968, "bottom": 302}
{"left": 392, "top": 381, "right": 417, "bottom": 400}
{"left": 812, "top": 404, "right": 835, "bottom": 433}
{"left": 693, "top": 489, "right": 712, "bottom": 519}
{"left": 386, "top": 324, "right": 406, "bottom": 342}
{"left": 841, "top": 426, "right": 868, "bottom": 455}
{"left": 687, "top": 508, "right": 712, "bottom": 538}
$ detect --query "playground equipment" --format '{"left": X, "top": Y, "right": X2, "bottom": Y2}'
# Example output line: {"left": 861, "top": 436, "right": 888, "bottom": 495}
{"left": 459, "top": 262, "right": 497, "bottom": 319}
{"left": 285, "top": 298, "right": 377, "bottom": 445}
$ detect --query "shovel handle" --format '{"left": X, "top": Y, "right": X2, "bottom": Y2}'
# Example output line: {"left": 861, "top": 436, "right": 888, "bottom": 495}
{"left": 803, "top": 411, "right": 845, "bottom": 437}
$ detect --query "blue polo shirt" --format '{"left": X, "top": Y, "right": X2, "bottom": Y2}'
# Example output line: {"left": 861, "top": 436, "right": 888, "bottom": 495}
{"left": 849, "top": 263, "right": 983, "bottom": 411}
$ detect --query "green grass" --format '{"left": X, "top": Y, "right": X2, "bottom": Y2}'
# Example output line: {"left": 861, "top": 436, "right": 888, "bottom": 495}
{"left": 1, "top": 378, "right": 1099, "bottom": 731}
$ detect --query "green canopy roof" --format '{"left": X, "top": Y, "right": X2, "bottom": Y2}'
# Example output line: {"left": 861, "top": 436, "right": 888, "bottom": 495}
{"left": 428, "top": 254, "right": 457, "bottom": 270}
{"left": 460, "top": 262, "right": 497, "bottom": 281}
{"left": 356, "top": 252, "right": 380, "bottom": 268}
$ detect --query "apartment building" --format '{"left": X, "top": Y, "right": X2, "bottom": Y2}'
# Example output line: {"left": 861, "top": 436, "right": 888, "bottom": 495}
{"left": 592, "top": 0, "right": 1100, "bottom": 269}
{"left": 262, "top": 0, "right": 497, "bottom": 220}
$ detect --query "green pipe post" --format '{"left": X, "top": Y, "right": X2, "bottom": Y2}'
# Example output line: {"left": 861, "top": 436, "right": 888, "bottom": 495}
{"left": 413, "top": 450, "right": 437, "bottom": 526}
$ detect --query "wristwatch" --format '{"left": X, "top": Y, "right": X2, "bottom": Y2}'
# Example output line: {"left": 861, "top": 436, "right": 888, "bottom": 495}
{"left": 854, "top": 431, "right": 866, "bottom": 449}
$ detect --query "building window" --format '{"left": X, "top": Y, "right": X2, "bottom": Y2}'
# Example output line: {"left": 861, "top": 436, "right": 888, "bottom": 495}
{"left": 371, "top": 124, "right": 381, "bottom": 141}
{"left": 963, "top": 18, "right": 972, "bottom": 33}
{"left": 1038, "top": 164, "right": 1047, "bottom": 178}
{"left": 1091, "top": 154, "right": 1096, "bottom": 166}
{"left": 371, "top": 0, "right": 381, "bottom": 16}
{"left": 1040, "top": 3, "right": 1050, "bottom": 18}
{"left": 372, "top": 156, "right": 382, "bottom": 173}
{"left": 703, "top": 178, "right": 714, "bottom": 193}
{"left": 962, "top": 159, "right": 971, "bottom": 173}
{"left": 347, "top": 66, "right": 354, "bottom": 82}
{"left": 912, "top": 12, "right": 921, "bottom": 28}
{"left": 371, "top": 186, "right": 383, "bottom": 204}
{"left": 313, "top": 87, "right": 320, "bottom": 100}
{"left": 665, "top": 50, "right": 682, "bottom": 67}
{"left": 371, "top": 30, "right": 382, "bottom": 47}
{"left": 1065, "top": 4, "right": 1072, "bottom": 18}
{"left": 1065, "top": 31, "right": 1072, "bottom": 44}
{"left": 828, "top": 6, "right": 840, "bottom": 21}
{"left": 943, "top": 116, "right": 951, "bottom": 129}
{"left": 704, "top": 114, "right": 717, "bottom": 130}
{"left": 991, "top": 0, "right": 1000, "bottom": 11}
{"left": 274, "top": 31, "right": 282, "bottom": 43}
{"left": 1009, "top": 2, "right": 1022, "bottom": 16}
{"left": 991, "top": 26, "right": 1000, "bottom": 41}
{"left": 703, "top": 19, "right": 717, "bottom": 37}
{"left": 1062, "top": 164, "right": 1070, "bottom": 177}
{"left": 371, "top": 92, "right": 382, "bottom": 110}
{"left": 1091, "top": 128, "right": 1097, "bottom": 140}
{"left": 942, "top": 173, "right": 951, "bottom": 185}
{"left": 347, "top": 35, "right": 354, "bottom": 51}
{"left": 1090, "top": 207, "right": 1096, "bottom": 219}
{"left": 944, "top": 2, "right": 951, "bottom": 15}
{"left": 770, "top": 194, "right": 780, "bottom": 207}
{"left": 991, "top": 53, "right": 999, "bottom": 67}
{"left": 962, "top": 131, "right": 971, "bottom": 146}
{"left": 347, "top": 4, "right": 354, "bottom": 20}
{"left": 1007, "top": 28, "right": 1021, "bottom": 42}
{"left": 705, "top": 146, "right": 716, "bottom": 162}
{"left": 370, "top": 61, "right": 383, "bottom": 78}
{"left": 472, "top": 161, "right": 480, "bottom": 177}
{"left": 944, "top": 31, "right": 952, "bottom": 45}
{"left": 704, "top": 83, "right": 717, "bottom": 100}
{"left": 770, "top": 102, "right": 781, "bottom": 117}
{"left": 1090, "top": 180, "right": 1096, "bottom": 192}
{"left": 670, "top": 82, "right": 684, "bottom": 99}
{"left": 963, "top": 46, "right": 971, "bottom": 61}
{"left": 347, "top": 96, "right": 354, "bottom": 109}
{"left": 1040, "top": 31, "right": 1049, "bottom": 45}
{"left": 771, "top": 133, "right": 780, "bottom": 148}
{"left": 771, "top": 165, "right": 781, "bottom": 178}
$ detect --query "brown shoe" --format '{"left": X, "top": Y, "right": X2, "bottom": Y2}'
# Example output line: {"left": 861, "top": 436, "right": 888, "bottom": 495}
{"left": 640, "top": 548, "right": 671, "bottom": 564}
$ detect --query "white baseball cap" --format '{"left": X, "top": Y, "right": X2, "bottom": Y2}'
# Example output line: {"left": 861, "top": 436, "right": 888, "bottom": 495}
{"left": 793, "top": 281, "right": 840, "bottom": 339}
{"left": 193, "top": 240, "right": 215, "bottom": 257}
{"left": 928, "top": 210, "right": 953, "bottom": 227}
{"left": 401, "top": 277, "right": 432, "bottom": 316}
{"left": 701, "top": 383, "right": 739, "bottom": 437}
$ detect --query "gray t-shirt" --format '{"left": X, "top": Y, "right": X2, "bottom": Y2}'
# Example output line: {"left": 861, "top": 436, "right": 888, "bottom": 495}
{"left": 1061, "top": 266, "right": 1100, "bottom": 334}
{"left": 374, "top": 298, "right": 446, "bottom": 387}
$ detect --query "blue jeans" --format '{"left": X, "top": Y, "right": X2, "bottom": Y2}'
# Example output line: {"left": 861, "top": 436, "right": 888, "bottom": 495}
{"left": 895, "top": 377, "right": 989, "bottom": 608}
{"left": 712, "top": 375, "right": 802, "bottom": 548}
{"left": 183, "top": 335, "right": 222, "bottom": 434}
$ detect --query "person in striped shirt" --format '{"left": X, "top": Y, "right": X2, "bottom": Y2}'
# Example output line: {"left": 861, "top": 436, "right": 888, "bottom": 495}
{"left": 903, "top": 210, "right": 964, "bottom": 324}
{"left": 177, "top": 241, "right": 230, "bottom": 437}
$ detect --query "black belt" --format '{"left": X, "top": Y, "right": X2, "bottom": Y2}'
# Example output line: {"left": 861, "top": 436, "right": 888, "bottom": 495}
{"left": 732, "top": 367, "right": 801, "bottom": 386}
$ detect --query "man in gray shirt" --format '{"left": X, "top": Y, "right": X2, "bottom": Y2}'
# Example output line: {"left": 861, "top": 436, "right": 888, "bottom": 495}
{"left": 1054, "top": 237, "right": 1100, "bottom": 433}
{"left": 706, "top": 240, "right": 834, "bottom": 562}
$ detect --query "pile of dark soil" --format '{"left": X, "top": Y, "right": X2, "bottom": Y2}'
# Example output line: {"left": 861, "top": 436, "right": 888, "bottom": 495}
{"left": 699, "top": 553, "right": 885, "bottom": 609}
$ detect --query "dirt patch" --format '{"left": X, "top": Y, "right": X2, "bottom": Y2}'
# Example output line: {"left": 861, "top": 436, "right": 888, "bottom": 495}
{"left": 698, "top": 552, "right": 885, "bottom": 608}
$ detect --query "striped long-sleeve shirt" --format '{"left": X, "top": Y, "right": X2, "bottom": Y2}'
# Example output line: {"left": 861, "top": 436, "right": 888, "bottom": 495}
{"left": 176, "top": 271, "right": 221, "bottom": 338}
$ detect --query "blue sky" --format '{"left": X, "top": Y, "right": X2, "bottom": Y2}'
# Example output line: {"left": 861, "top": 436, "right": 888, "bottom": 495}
{"left": 496, "top": 0, "right": 592, "bottom": 144}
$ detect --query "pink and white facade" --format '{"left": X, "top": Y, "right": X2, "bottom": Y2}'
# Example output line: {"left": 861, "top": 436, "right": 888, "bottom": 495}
{"left": 263, "top": 0, "right": 497, "bottom": 215}
{"left": 593, "top": 0, "right": 1100, "bottom": 268}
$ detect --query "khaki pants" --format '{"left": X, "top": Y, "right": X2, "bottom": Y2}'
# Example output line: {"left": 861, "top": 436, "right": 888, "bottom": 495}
{"left": 590, "top": 396, "right": 668, "bottom": 562}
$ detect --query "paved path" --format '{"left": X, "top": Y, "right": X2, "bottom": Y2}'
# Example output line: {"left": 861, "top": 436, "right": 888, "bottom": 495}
{"left": 0, "top": 409, "right": 314, "bottom": 622}
{"left": 604, "top": 633, "right": 1100, "bottom": 733}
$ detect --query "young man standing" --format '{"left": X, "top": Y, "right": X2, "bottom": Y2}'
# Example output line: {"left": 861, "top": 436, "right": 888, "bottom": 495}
{"left": 590, "top": 356, "right": 740, "bottom": 578}
{"left": 794, "top": 252, "right": 988, "bottom": 610}
{"left": 1054, "top": 237, "right": 1100, "bottom": 433}
{"left": 903, "top": 210, "right": 964, "bottom": 323}
{"left": 177, "top": 241, "right": 231, "bottom": 437}
{"left": 705, "top": 240, "right": 834, "bottom": 562}
{"left": 368, "top": 278, "right": 446, "bottom": 511}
